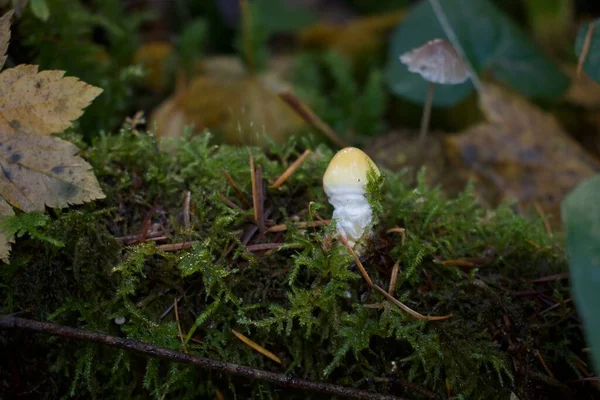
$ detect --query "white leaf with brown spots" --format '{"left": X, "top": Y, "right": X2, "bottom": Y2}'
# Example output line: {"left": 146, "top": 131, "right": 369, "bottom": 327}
{"left": 0, "top": 65, "right": 103, "bottom": 135}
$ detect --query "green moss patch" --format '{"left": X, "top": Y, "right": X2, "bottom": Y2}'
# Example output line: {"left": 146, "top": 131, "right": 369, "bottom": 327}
{"left": 0, "top": 130, "right": 591, "bottom": 399}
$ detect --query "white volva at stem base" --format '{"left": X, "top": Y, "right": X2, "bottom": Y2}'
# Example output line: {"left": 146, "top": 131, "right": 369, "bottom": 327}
{"left": 325, "top": 186, "right": 373, "bottom": 250}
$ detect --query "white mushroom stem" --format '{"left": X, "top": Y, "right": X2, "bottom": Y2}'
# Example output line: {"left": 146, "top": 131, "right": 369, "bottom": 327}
{"left": 420, "top": 82, "right": 436, "bottom": 140}
{"left": 325, "top": 185, "right": 373, "bottom": 249}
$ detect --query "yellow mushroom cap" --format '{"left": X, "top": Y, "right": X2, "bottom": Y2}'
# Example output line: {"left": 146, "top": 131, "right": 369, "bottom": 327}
{"left": 323, "top": 147, "right": 380, "bottom": 189}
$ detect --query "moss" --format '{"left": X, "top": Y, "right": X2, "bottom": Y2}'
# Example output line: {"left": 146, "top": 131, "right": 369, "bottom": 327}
{"left": 0, "top": 130, "right": 592, "bottom": 399}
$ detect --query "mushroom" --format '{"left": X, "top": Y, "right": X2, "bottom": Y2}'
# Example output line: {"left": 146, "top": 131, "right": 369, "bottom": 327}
{"left": 399, "top": 38, "right": 470, "bottom": 139}
{"left": 323, "top": 147, "right": 381, "bottom": 252}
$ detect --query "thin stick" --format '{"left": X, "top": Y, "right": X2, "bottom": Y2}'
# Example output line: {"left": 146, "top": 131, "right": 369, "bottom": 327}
{"left": 526, "top": 273, "right": 569, "bottom": 283}
{"left": 223, "top": 170, "right": 250, "bottom": 207}
{"left": 246, "top": 243, "right": 285, "bottom": 251}
{"left": 428, "top": 0, "right": 483, "bottom": 93}
{"left": 279, "top": 92, "right": 349, "bottom": 148}
{"left": 388, "top": 261, "right": 400, "bottom": 297}
{"left": 419, "top": 83, "right": 435, "bottom": 140}
{"left": 183, "top": 191, "right": 191, "bottom": 229}
{"left": 218, "top": 193, "right": 241, "bottom": 210}
{"left": 441, "top": 260, "right": 476, "bottom": 268}
{"left": 373, "top": 285, "right": 453, "bottom": 321}
{"left": 157, "top": 242, "right": 195, "bottom": 252}
{"left": 173, "top": 297, "right": 188, "bottom": 353}
{"left": 266, "top": 220, "right": 330, "bottom": 233}
{"left": 533, "top": 201, "right": 553, "bottom": 236}
{"left": 535, "top": 349, "right": 555, "bottom": 378}
{"left": 338, "top": 235, "right": 374, "bottom": 288}
{"left": 255, "top": 165, "right": 265, "bottom": 235}
{"left": 540, "top": 298, "right": 572, "bottom": 316}
{"left": 577, "top": 22, "right": 596, "bottom": 79}
{"left": 116, "top": 230, "right": 164, "bottom": 243}
{"left": 232, "top": 329, "right": 282, "bottom": 364}
{"left": 271, "top": 150, "right": 312, "bottom": 189}
{"left": 0, "top": 316, "right": 403, "bottom": 400}
{"left": 250, "top": 155, "right": 259, "bottom": 222}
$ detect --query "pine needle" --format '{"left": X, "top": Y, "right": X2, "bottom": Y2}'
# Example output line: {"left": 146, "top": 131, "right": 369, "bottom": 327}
{"left": 173, "top": 296, "right": 187, "bottom": 353}
{"left": 271, "top": 149, "right": 312, "bottom": 189}
{"left": 232, "top": 329, "right": 282, "bottom": 364}
{"left": 577, "top": 21, "right": 596, "bottom": 79}
{"left": 373, "top": 285, "right": 453, "bottom": 321}
{"left": 338, "top": 234, "right": 374, "bottom": 288}
{"left": 279, "top": 91, "right": 349, "bottom": 148}
{"left": 266, "top": 220, "right": 330, "bottom": 233}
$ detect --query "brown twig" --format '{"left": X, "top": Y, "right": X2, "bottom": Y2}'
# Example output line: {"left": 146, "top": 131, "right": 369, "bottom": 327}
{"left": 218, "top": 193, "right": 241, "bottom": 210}
{"left": 223, "top": 169, "right": 250, "bottom": 207}
{"left": 255, "top": 165, "right": 265, "bottom": 235}
{"left": 232, "top": 329, "right": 282, "bottom": 364}
{"left": 338, "top": 235, "right": 374, "bottom": 288}
{"left": 388, "top": 261, "right": 400, "bottom": 297}
{"left": 533, "top": 201, "right": 552, "bottom": 236}
{"left": 157, "top": 242, "right": 195, "bottom": 252}
{"left": 279, "top": 91, "right": 349, "bottom": 148}
{"left": 526, "top": 273, "right": 569, "bottom": 283}
{"left": 246, "top": 243, "right": 286, "bottom": 251}
{"left": 173, "top": 297, "right": 187, "bottom": 353}
{"left": 373, "top": 285, "right": 453, "bottom": 321}
{"left": 271, "top": 150, "right": 312, "bottom": 189}
{"left": 250, "top": 155, "right": 259, "bottom": 222}
{"left": 577, "top": 21, "right": 597, "bottom": 79}
{"left": 440, "top": 260, "right": 477, "bottom": 268}
{"left": 183, "top": 191, "right": 191, "bottom": 230}
{"left": 539, "top": 298, "right": 572, "bottom": 316}
{"left": 116, "top": 230, "right": 164, "bottom": 244}
{"left": 266, "top": 220, "right": 330, "bottom": 233}
{"left": 386, "top": 227, "right": 406, "bottom": 246}
{"left": 535, "top": 349, "right": 555, "bottom": 378}
{"left": 0, "top": 315, "right": 403, "bottom": 400}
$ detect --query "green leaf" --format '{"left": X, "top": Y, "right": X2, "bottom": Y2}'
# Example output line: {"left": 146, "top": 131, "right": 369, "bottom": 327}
{"left": 176, "top": 18, "right": 207, "bottom": 74}
{"left": 562, "top": 174, "right": 600, "bottom": 373}
{"left": 575, "top": 19, "right": 600, "bottom": 84}
{"left": 255, "top": 0, "right": 317, "bottom": 33}
{"left": 30, "top": 0, "right": 50, "bottom": 22}
{"left": 385, "top": 0, "right": 569, "bottom": 106}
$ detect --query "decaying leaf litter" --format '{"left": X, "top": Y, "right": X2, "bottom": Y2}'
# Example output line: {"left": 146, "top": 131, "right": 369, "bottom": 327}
{"left": 1, "top": 1, "right": 600, "bottom": 399}
{"left": 0, "top": 10, "right": 103, "bottom": 261}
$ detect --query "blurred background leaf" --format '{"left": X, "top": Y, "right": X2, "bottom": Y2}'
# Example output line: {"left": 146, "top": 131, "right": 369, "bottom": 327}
{"left": 29, "top": 0, "right": 49, "bottom": 21}
{"left": 562, "top": 174, "right": 600, "bottom": 373}
{"left": 385, "top": 0, "right": 570, "bottom": 106}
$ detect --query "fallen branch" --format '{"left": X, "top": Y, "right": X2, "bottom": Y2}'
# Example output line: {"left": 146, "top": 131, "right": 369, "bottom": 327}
{"left": 0, "top": 316, "right": 403, "bottom": 400}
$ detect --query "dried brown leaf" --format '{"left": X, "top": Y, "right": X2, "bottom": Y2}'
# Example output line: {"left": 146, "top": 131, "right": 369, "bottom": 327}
{"left": 445, "top": 84, "right": 600, "bottom": 218}
{"left": 0, "top": 10, "right": 13, "bottom": 71}
{"left": 150, "top": 57, "right": 305, "bottom": 146}
{"left": 0, "top": 65, "right": 103, "bottom": 135}
{"left": 0, "top": 131, "right": 105, "bottom": 212}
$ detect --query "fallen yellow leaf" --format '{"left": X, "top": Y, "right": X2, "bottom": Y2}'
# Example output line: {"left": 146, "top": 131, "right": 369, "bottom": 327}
{"left": 299, "top": 11, "right": 405, "bottom": 62}
{"left": 133, "top": 41, "right": 174, "bottom": 93}
{"left": 445, "top": 84, "right": 600, "bottom": 219}
{"left": 0, "top": 132, "right": 105, "bottom": 212}
{"left": 0, "top": 65, "right": 103, "bottom": 136}
{"left": 151, "top": 56, "right": 305, "bottom": 146}
{"left": 0, "top": 11, "right": 105, "bottom": 262}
